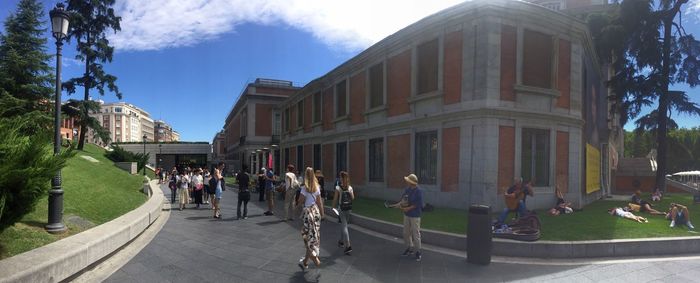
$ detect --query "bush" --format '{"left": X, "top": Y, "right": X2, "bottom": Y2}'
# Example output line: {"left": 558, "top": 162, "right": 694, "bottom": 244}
{"left": 104, "top": 144, "right": 149, "bottom": 173}
{"left": 0, "top": 94, "right": 72, "bottom": 233}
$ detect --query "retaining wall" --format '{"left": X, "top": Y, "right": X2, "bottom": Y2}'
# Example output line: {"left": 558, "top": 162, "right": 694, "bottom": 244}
{"left": 0, "top": 180, "right": 163, "bottom": 283}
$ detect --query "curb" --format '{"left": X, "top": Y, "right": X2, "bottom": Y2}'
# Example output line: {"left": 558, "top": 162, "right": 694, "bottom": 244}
{"left": 345, "top": 210, "right": 700, "bottom": 258}
{"left": 0, "top": 179, "right": 164, "bottom": 283}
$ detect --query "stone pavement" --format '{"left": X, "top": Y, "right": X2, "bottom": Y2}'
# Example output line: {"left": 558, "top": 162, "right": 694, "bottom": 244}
{"left": 105, "top": 185, "right": 700, "bottom": 283}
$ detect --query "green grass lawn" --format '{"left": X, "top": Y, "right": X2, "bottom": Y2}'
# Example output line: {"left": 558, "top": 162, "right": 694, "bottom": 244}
{"left": 0, "top": 144, "right": 147, "bottom": 259}
{"left": 349, "top": 194, "right": 700, "bottom": 241}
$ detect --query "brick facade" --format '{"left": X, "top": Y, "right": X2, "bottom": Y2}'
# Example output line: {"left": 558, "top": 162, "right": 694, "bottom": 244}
{"left": 387, "top": 50, "right": 412, "bottom": 117}
{"left": 349, "top": 140, "right": 366, "bottom": 186}
{"left": 443, "top": 31, "right": 463, "bottom": 105}
{"left": 387, "top": 134, "right": 411, "bottom": 189}
{"left": 441, "top": 127, "right": 460, "bottom": 192}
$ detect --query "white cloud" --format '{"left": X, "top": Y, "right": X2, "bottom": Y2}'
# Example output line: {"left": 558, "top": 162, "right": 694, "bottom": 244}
{"left": 109, "top": 0, "right": 466, "bottom": 52}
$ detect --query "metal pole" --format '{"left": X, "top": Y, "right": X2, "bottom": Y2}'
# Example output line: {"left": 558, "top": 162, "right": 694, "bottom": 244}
{"left": 143, "top": 140, "right": 146, "bottom": 176}
{"left": 46, "top": 39, "right": 66, "bottom": 233}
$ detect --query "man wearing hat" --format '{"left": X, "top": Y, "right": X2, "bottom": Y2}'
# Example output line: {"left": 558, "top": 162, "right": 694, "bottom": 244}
{"left": 400, "top": 173, "right": 423, "bottom": 262}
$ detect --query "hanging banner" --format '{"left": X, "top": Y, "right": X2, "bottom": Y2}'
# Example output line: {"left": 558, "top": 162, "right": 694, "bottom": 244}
{"left": 586, "top": 143, "right": 601, "bottom": 194}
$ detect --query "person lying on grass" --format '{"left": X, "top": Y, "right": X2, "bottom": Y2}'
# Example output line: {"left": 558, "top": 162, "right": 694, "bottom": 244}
{"left": 548, "top": 186, "right": 573, "bottom": 216}
{"left": 630, "top": 190, "right": 666, "bottom": 215}
{"left": 608, "top": 207, "right": 648, "bottom": 223}
{"left": 666, "top": 203, "right": 695, "bottom": 229}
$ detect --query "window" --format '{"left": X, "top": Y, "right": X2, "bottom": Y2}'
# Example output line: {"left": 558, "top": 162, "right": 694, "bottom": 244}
{"left": 336, "top": 142, "right": 347, "bottom": 172}
{"left": 521, "top": 128, "right": 550, "bottom": 186}
{"left": 369, "top": 63, "right": 384, "bottom": 108}
{"left": 313, "top": 144, "right": 321, "bottom": 170}
{"left": 297, "top": 100, "right": 304, "bottom": 128}
{"left": 415, "top": 131, "right": 438, "bottom": 184}
{"left": 417, "top": 39, "right": 439, "bottom": 94}
{"left": 284, "top": 108, "right": 290, "bottom": 132}
{"left": 273, "top": 111, "right": 281, "bottom": 135}
{"left": 297, "top": 145, "right": 304, "bottom": 171}
{"left": 336, "top": 80, "right": 347, "bottom": 117}
{"left": 522, "top": 29, "right": 553, "bottom": 89}
{"left": 369, "top": 138, "right": 384, "bottom": 182}
{"left": 114, "top": 107, "right": 122, "bottom": 113}
{"left": 313, "top": 92, "right": 322, "bottom": 123}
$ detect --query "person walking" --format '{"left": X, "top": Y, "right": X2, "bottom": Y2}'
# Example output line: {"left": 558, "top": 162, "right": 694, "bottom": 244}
{"left": 177, "top": 169, "right": 191, "bottom": 211}
{"left": 257, "top": 168, "right": 266, "bottom": 202}
{"left": 264, "top": 167, "right": 276, "bottom": 216}
{"left": 168, "top": 168, "right": 178, "bottom": 204}
{"left": 202, "top": 169, "right": 211, "bottom": 205}
{"left": 331, "top": 171, "right": 354, "bottom": 255}
{"left": 192, "top": 169, "right": 204, "bottom": 209}
{"left": 236, "top": 168, "right": 251, "bottom": 219}
{"left": 399, "top": 173, "right": 423, "bottom": 261}
{"left": 212, "top": 162, "right": 225, "bottom": 218}
{"left": 283, "top": 165, "right": 299, "bottom": 221}
{"left": 297, "top": 167, "right": 324, "bottom": 270}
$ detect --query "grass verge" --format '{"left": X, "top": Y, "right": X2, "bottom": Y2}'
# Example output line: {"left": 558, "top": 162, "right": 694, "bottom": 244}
{"left": 349, "top": 193, "right": 700, "bottom": 241}
{"left": 0, "top": 144, "right": 147, "bottom": 259}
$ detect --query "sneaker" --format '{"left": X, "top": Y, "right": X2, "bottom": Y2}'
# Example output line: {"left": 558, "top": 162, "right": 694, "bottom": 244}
{"left": 688, "top": 221, "right": 695, "bottom": 229}
{"left": 670, "top": 220, "right": 676, "bottom": 228}
{"left": 243, "top": 217, "right": 248, "bottom": 220}
{"left": 415, "top": 251, "right": 422, "bottom": 262}
{"left": 338, "top": 241, "right": 344, "bottom": 248}
{"left": 401, "top": 248, "right": 413, "bottom": 256}
{"left": 344, "top": 246, "right": 352, "bottom": 255}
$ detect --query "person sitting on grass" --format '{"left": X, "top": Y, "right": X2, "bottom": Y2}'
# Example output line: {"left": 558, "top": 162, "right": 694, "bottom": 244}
{"left": 666, "top": 203, "right": 695, "bottom": 229}
{"left": 631, "top": 190, "right": 665, "bottom": 215}
{"left": 548, "top": 186, "right": 573, "bottom": 216}
{"left": 608, "top": 207, "right": 648, "bottom": 223}
{"left": 651, "top": 188, "right": 662, "bottom": 202}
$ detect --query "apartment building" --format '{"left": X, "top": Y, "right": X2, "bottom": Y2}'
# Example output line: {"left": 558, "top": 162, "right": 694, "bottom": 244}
{"left": 92, "top": 101, "right": 154, "bottom": 143}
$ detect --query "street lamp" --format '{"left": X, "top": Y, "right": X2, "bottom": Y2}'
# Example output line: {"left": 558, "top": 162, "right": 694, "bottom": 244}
{"left": 46, "top": 3, "right": 70, "bottom": 234}
{"left": 143, "top": 135, "right": 147, "bottom": 176}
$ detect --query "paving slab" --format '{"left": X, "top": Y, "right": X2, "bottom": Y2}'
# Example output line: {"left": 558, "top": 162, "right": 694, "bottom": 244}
{"left": 106, "top": 184, "right": 700, "bottom": 282}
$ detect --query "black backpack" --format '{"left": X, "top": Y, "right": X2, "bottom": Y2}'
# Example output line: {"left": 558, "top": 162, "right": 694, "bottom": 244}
{"left": 209, "top": 177, "right": 218, "bottom": 190}
{"left": 340, "top": 186, "right": 352, "bottom": 211}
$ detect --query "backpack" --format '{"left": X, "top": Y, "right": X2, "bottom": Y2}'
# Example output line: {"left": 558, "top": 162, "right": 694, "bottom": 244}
{"left": 339, "top": 186, "right": 352, "bottom": 211}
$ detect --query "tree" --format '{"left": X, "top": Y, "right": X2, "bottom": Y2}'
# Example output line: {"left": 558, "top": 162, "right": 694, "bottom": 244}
{"left": 104, "top": 144, "right": 149, "bottom": 173}
{"left": 63, "top": 0, "right": 122, "bottom": 150}
{"left": 61, "top": 99, "right": 110, "bottom": 144}
{"left": 0, "top": 0, "right": 54, "bottom": 117}
{"left": 588, "top": 0, "right": 700, "bottom": 191}
{"left": 0, "top": 93, "right": 72, "bottom": 233}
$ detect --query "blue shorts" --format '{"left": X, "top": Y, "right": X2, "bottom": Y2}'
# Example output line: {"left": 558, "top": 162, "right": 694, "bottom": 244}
{"left": 676, "top": 212, "right": 687, "bottom": 224}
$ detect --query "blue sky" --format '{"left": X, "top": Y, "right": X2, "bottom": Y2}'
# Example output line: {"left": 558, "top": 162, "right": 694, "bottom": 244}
{"left": 0, "top": 0, "right": 699, "bottom": 141}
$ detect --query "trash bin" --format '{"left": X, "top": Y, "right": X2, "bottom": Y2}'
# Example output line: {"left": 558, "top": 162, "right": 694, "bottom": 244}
{"left": 467, "top": 204, "right": 491, "bottom": 265}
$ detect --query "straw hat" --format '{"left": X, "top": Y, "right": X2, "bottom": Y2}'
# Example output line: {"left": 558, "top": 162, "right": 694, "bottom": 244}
{"left": 315, "top": 170, "right": 324, "bottom": 178}
{"left": 404, "top": 174, "right": 418, "bottom": 185}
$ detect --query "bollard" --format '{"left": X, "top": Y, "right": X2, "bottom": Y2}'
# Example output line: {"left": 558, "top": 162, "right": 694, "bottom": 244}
{"left": 467, "top": 204, "right": 492, "bottom": 265}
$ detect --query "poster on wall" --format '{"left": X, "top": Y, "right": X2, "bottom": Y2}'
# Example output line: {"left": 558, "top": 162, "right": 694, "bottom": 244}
{"left": 586, "top": 143, "right": 601, "bottom": 194}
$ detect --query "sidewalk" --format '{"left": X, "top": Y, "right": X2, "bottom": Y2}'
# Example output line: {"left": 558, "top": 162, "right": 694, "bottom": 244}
{"left": 105, "top": 185, "right": 700, "bottom": 282}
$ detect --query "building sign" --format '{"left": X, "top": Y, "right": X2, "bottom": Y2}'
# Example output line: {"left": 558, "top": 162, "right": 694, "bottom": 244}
{"left": 586, "top": 143, "right": 601, "bottom": 194}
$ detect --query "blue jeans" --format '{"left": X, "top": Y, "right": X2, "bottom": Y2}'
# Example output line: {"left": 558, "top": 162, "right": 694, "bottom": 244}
{"left": 498, "top": 201, "right": 526, "bottom": 224}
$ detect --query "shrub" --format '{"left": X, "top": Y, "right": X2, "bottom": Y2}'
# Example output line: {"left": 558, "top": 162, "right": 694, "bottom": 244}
{"left": 104, "top": 144, "right": 149, "bottom": 173}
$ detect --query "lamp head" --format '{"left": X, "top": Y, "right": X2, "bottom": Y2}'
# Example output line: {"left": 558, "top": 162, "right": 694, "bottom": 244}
{"left": 49, "top": 3, "right": 70, "bottom": 41}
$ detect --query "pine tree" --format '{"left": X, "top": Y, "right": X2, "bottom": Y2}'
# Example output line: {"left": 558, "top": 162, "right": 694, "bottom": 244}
{"left": 0, "top": 0, "right": 54, "bottom": 117}
{"left": 63, "top": 0, "right": 122, "bottom": 150}
{"left": 588, "top": 0, "right": 700, "bottom": 191}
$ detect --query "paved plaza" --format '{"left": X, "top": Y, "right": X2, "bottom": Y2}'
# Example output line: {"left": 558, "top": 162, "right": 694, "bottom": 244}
{"left": 105, "top": 185, "right": 700, "bottom": 283}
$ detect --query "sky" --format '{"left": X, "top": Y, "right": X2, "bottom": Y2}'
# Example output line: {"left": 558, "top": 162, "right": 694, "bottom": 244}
{"left": 0, "top": 0, "right": 699, "bottom": 142}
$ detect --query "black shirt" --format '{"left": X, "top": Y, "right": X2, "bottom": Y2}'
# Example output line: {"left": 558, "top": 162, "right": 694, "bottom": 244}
{"left": 237, "top": 173, "right": 250, "bottom": 191}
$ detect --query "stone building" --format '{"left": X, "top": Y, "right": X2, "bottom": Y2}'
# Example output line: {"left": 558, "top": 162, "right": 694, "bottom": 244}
{"left": 277, "top": 0, "right": 614, "bottom": 210}
{"left": 221, "top": 78, "right": 300, "bottom": 174}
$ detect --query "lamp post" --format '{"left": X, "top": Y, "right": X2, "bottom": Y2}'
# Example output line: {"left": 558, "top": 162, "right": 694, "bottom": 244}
{"left": 143, "top": 135, "right": 147, "bottom": 176}
{"left": 46, "top": 4, "right": 70, "bottom": 234}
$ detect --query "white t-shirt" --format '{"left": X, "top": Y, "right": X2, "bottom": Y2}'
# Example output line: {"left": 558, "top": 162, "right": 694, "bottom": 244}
{"left": 178, "top": 175, "right": 190, "bottom": 189}
{"left": 300, "top": 186, "right": 321, "bottom": 208}
{"left": 192, "top": 174, "right": 203, "bottom": 187}
{"left": 285, "top": 172, "right": 297, "bottom": 191}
